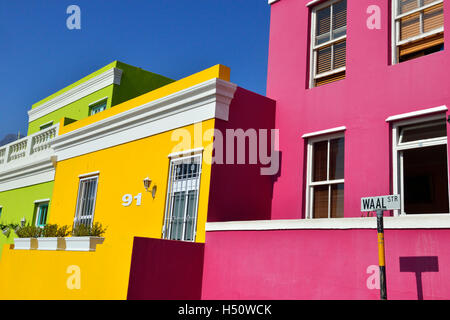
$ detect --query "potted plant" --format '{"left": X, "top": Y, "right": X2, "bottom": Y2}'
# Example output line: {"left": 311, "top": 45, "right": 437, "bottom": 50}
{"left": 1, "top": 224, "right": 10, "bottom": 238}
{"left": 37, "top": 224, "right": 71, "bottom": 251}
{"left": 65, "top": 222, "right": 107, "bottom": 252}
{"left": 14, "top": 225, "right": 41, "bottom": 250}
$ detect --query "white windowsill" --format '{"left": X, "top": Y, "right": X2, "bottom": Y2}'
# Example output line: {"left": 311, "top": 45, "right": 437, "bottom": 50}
{"left": 206, "top": 215, "right": 450, "bottom": 231}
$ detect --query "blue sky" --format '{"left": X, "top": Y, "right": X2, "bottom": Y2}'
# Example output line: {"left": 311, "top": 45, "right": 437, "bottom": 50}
{"left": 0, "top": 0, "right": 271, "bottom": 139}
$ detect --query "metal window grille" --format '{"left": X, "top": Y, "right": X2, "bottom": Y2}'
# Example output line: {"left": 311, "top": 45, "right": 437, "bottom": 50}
{"left": 163, "top": 154, "right": 202, "bottom": 242}
{"left": 74, "top": 176, "right": 99, "bottom": 227}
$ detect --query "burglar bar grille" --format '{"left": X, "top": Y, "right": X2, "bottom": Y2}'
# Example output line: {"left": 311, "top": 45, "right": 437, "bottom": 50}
{"left": 74, "top": 176, "right": 99, "bottom": 227}
{"left": 163, "top": 154, "right": 202, "bottom": 242}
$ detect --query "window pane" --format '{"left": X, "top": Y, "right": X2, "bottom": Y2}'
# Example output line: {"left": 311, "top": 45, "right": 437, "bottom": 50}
{"left": 400, "top": 12, "right": 421, "bottom": 41}
{"left": 333, "top": 41, "right": 346, "bottom": 69}
{"left": 313, "top": 185, "right": 329, "bottom": 218}
{"left": 184, "top": 191, "right": 197, "bottom": 241}
{"left": 90, "top": 101, "right": 107, "bottom": 115}
{"left": 331, "top": 184, "right": 344, "bottom": 218}
{"left": 170, "top": 192, "right": 186, "bottom": 240}
{"left": 313, "top": 141, "right": 328, "bottom": 182}
{"left": 400, "top": 120, "right": 446, "bottom": 143}
{"left": 37, "top": 204, "right": 48, "bottom": 226}
{"left": 403, "top": 145, "right": 449, "bottom": 214}
{"left": 332, "top": 0, "right": 347, "bottom": 39}
{"left": 423, "top": 3, "right": 444, "bottom": 33}
{"left": 316, "top": 6, "right": 331, "bottom": 45}
{"left": 316, "top": 46, "right": 332, "bottom": 75}
{"left": 329, "top": 137, "right": 345, "bottom": 180}
{"left": 399, "top": 0, "right": 419, "bottom": 15}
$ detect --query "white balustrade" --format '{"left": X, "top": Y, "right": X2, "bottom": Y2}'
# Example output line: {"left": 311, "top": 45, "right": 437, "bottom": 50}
{"left": 0, "top": 124, "right": 59, "bottom": 171}
{"left": 0, "top": 148, "right": 6, "bottom": 165}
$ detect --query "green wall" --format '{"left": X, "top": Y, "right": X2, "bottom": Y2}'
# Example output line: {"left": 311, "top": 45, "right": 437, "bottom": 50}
{"left": 27, "top": 86, "right": 115, "bottom": 135}
{"left": 0, "top": 181, "right": 54, "bottom": 259}
{"left": 27, "top": 61, "right": 174, "bottom": 135}
{"left": 111, "top": 61, "right": 174, "bottom": 107}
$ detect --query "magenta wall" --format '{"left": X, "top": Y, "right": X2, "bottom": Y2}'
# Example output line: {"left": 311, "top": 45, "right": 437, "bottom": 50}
{"left": 207, "top": 87, "right": 276, "bottom": 222}
{"left": 127, "top": 237, "right": 204, "bottom": 300}
{"left": 267, "top": 0, "right": 450, "bottom": 219}
{"left": 201, "top": 229, "right": 450, "bottom": 300}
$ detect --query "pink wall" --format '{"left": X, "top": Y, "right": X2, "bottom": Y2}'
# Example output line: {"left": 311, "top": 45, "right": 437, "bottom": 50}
{"left": 202, "top": 229, "right": 450, "bottom": 300}
{"left": 267, "top": 0, "right": 450, "bottom": 219}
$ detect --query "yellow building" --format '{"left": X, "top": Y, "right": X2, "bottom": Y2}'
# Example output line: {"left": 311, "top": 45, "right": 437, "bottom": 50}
{"left": 0, "top": 64, "right": 275, "bottom": 299}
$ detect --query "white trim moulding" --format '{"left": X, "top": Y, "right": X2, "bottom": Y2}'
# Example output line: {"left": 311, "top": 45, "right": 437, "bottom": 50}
{"left": 386, "top": 105, "right": 448, "bottom": 122}
{"left": 307, "top": 0, "right": 326, "bottom": 7}
{"left": 28, "top": 68, "right": 123, "bottom": 123}
{"left": 51, "top": 78, "right": 238, "bottom": 162}
{"left": 168, "top": 148, "right": 204, "bottom": 159}
{"left": 206, "top": 215, "right": 450, "bottom": 231}
{"left": 78, "top": 171, "right": 100, "bottom": 179}
{"left": 302, "top": 126, "right": 347, "bottom": 139}
{"left": 34, "top": 199, "right": 50, "bottom": 204}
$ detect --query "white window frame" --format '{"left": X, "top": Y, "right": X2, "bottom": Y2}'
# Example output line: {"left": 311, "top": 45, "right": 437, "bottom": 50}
{"left": 391, "top": 0, "right": 444, "bottom": 64}
{"left": 74, "top": 174, "right": 99, "bottom": 227}
{"left": 392, "top": 113, "right": 450, "bottom": 216}
{"left": 305, "top": 132, "right": 345, "bottom": 219}
{"left": 39, "top": 121, "right": 54, "bottom": 131}
{"left": 309, "top": 0, "right": 347, "bottom": 88}
{"left": 89, "top": 98, "right": 108, "bottom": 116}
{"left": 162, "top": 151, "right": 203, "bottom": 242}
{"left": 35, "top": 201, "right": 50, "bottom": 227}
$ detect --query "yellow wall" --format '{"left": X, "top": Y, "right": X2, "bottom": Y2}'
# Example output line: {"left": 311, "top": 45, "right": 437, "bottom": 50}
{"left": 0, "top": 120, "right": 215, "bottom": 299}
{"left": 0, "top": 64, "right": 229, "bottom": 300}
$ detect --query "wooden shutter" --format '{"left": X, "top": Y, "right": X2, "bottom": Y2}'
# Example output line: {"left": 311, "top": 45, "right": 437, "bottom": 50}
{"left": 399, "top": 32, "right": 444, "bottom": 56}
{"left": 400, "top": 11, "right": 421, "bottom": 40}
{"left": 399, "top": 0, "right": 419, "bottom": 15}
{"left": 315, "top": 71, "right": 346, "bottom": 87}
{"left": 333, "top": 40, "right": 346, "bottom": 69}
{"left": 316, "top": 46, "right": 332, "bottom": 74}
{"left": 424, "top": 3, "right": 444, "bottom": 33}
{"left": 332, "top": 0, "right": 347, "bottom": 38}
{"left": 316, "top": 6, "right": 331, "bottom": 45}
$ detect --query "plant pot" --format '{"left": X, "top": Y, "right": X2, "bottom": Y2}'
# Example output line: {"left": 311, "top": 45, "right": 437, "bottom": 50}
{"left": 64, "top": 237, "right": 104, "bottom": 252}
{"left": 14, "top": 238, "right": 38, "bottom": 250}
{"left": 37, "top": 237, "right": 66, "bottom": 251}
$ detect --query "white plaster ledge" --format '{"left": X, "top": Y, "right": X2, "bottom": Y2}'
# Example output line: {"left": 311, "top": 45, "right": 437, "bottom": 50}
{"left": 206, "top": 215, "right": 450, "bottom": 231}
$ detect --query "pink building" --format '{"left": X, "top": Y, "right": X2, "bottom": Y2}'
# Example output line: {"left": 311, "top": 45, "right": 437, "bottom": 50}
{"left": 128, "top": 0, "right": 450, "bottom": 300}
{"left": 200, "top": 0, "right": 450, "bottom": 300}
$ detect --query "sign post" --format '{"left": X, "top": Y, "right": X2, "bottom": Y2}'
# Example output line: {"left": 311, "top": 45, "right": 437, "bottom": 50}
{"left": 361, "top": 195, "right": 400, "bottom": 301}
{"left": 376, "top": 209, "right": 387, "bottom": 300}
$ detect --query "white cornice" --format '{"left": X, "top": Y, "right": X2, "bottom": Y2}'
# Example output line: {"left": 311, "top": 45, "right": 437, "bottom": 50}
{"left": 268, "top": 0, "right": 280, "bottom": 4}
{"left": 28, "top": 68, "right": 123, "bottom": 123}
{"left": 385, "top": 105, "right": 447, "bottom": 122}
{"left": 206, "top": 215, "right": 450, "bottom": 231}
{"left": 0, "top": 157, "right": 55, "bottom": 192}
{"left": 301, "top": 126, "right": 346, "bottom": 138}
{"left": 51, "top": 78, "right": 238, "bottom": 162}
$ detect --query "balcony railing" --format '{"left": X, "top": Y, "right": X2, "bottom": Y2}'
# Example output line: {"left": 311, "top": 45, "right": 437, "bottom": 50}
{"left": 0, "top": 124, "right": 59, "bottom": 171}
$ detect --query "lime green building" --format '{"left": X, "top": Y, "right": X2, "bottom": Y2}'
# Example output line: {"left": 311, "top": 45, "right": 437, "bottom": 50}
{"left": 0, "top": 61, "right": 173, "bottom": 257}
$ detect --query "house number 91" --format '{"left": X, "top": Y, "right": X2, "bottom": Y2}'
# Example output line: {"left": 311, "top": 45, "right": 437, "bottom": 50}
{"left": 122, "top": 193, "right": 142, "bottom": 207}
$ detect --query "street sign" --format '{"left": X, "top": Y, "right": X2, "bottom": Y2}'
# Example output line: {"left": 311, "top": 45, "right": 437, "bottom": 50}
{"left": 361, "top": 195, "right": 400, "bottom": 212}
